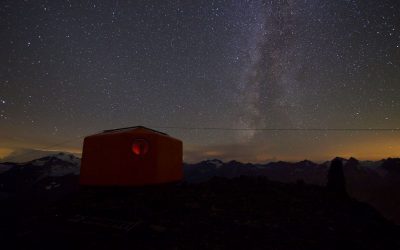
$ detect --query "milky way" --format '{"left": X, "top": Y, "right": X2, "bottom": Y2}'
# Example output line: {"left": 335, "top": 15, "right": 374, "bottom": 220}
{"left": 1, "top": 0, "right": 399, "bottom": 162}
{"left": 237, "top": 0, "right": 399, "bottom": 138}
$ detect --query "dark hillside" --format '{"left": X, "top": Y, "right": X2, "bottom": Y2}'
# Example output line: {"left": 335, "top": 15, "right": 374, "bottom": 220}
{"left": 4, "top": 177, "right": 400, "bottom": 250}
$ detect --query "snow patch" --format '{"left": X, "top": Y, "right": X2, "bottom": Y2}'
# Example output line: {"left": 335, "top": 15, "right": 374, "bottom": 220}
{"left": 50, "top": 153, "right": 80, "bottom": 165}
{"left": 45, "top": 182, "right": 61, "bottom": 190}
{"left": 207, "top": 159, "right": 223, "bottom": 168}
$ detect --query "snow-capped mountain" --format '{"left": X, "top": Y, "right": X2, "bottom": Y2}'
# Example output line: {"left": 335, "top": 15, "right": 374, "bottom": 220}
{"left": 30, "top": 152, "right": 81, "bottom": 176}
{"left": 0, "top": 152, "right": 80, "bottom": 195}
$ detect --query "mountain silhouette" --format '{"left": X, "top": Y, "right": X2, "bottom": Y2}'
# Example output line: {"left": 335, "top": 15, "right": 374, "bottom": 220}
{"left": 1, "top": 153, "right": 400, "bottom": 239}
{"left": 327, "top": 158, "right": 347, "bottom": 197}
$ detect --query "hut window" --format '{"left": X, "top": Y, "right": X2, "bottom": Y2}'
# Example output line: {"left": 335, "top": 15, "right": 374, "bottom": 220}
{"left": 132, "top": 139, "right": 149, "bottom": 156}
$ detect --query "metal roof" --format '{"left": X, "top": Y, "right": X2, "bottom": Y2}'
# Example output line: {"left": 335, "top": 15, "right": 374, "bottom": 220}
{"left": 101, "top": 126, "right": 168, "bottom": 136}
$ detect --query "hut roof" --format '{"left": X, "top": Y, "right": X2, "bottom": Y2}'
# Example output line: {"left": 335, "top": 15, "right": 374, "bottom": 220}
{"left": 101, "top": 126, "right": 168, "bottom": 136}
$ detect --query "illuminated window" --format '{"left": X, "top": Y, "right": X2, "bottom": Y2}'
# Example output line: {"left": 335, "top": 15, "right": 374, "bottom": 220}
{"left": 131, "top": 139, "right": 149, "bottom": 156}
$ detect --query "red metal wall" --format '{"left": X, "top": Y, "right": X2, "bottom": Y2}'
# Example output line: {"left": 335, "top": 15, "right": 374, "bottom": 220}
{"left": 80, "top": 128, "right": 183, "bottom": 186}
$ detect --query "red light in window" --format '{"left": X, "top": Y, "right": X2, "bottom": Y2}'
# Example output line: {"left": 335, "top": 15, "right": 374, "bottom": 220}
{"left": 132, "top": 139, "right": 149, "bottom": 156}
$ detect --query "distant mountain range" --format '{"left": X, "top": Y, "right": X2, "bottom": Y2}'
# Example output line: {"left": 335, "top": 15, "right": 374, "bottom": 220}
{"left": 184, "top": 157, "right": 400, "bottom": 224}
{"left": 0, "top": 152, "right": 80, "bottom": 200}
{"left": 1, "top": 153, "right": 399, "bottom": 224}
{"left": 183, "top": 157, "right": 393, "bottom": 184}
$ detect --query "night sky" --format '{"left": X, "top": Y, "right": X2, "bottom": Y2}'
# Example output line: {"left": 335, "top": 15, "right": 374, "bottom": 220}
{"left": 1, "top": 0, "right": 399, "bottom": 163}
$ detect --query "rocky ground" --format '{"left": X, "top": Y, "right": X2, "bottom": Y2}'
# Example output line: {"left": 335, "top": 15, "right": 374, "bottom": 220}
{"left": 3, "top": 176, "right": 400, "bottom": 249}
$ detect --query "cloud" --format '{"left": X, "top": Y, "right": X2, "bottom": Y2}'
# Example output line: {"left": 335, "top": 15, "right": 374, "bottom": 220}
{"left": 184, "top": 142, "right": 275, "bottom": 164}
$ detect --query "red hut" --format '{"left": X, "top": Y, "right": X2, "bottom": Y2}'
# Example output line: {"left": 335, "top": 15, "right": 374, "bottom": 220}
{"left": 80, "top": 126, "right": 183, "bottom": 186}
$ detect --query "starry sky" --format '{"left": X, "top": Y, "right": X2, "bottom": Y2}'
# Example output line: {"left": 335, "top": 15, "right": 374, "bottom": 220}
{"left": 1, "top": 0, "right": 400, "bottom": 163}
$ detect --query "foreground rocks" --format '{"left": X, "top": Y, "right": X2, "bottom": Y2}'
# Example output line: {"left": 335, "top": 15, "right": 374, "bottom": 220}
{"left": 4, "top": 177, "right": 400, "bottom": 249}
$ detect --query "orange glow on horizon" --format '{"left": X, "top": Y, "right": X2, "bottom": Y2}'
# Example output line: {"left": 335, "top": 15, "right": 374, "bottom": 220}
{"left": 1, "top": 134, "right": 399, "bottom": 163}
{"left": 0, "top": 147, "right": 13, "bottom": 159}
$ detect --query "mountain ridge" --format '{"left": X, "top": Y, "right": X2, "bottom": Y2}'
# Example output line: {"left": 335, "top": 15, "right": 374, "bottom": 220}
{"left": 1, "top": 153, "right": 399, "bottom": 224}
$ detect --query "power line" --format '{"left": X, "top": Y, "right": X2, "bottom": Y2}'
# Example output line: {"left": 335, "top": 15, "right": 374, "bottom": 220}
{"left": 154, "top": 126, "right": 400, "bottom": 131}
